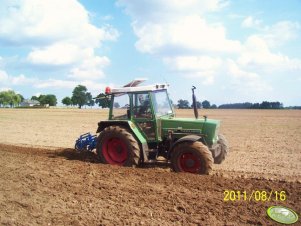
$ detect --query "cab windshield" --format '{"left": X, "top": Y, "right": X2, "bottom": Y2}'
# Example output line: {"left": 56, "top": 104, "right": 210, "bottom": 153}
{"left": 151, "top": 90, "right": 173, "bottom": 116}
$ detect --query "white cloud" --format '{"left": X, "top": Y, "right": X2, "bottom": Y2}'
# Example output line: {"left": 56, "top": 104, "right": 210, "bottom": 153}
{"left": 0, "top": 0, "right": 118, "bottom": 46}
{"left": 11, "top": 74, "right": 36, "bottom": 85}
{"left": 164, "top": 56, "right": 222, "bottom": 84}
{"left": 117, "top": 0, "right": 241, "bottom": 86}
{"left": 241, "top": 17, "right": 300, "bottom": 47}
{"left": 227, "top": 60, "right": 258, "bottom": 79}
{"left": 133, "top": 15, "right": 241, "bottom": 55}
{"left": 0, "top": 70, "right": 9, "bottom": 81}
{"left": 34, "top": 79, "right": 76, "bottom": 89}
{"left": 0, "top": 87, "right": 12, "bottom": 92}
{"left": 0, "top": 70, "right": 36, "bottom": 85}
{"left": 27, "top": 43, "right": 89, "bottom": 66}
{"left": 260, "top": 21, "right": 300, "bottom": 48}
{"left": 238, "top": 35, "right": 301, "bottom": 70}
{"left": 33, "top": 78, "right": 108, "bottom": 96}
{"left": 241, "top": 16, "right": 261, "bottom": 28}
{"left": 0, "top": 69, "right": 109, "bottom": 97}
{"left": 118, "top": 1, "right": 301, "bottom": 94}
{"left": 117, "top": 0, "right": 243, "bottom": 87}
{"left": 117, "top": 0, "right": 228, "bottom": 24}
{"left": 117, "top": 0, "right": 238, "bottom": 56}
{"left": 0, "top": 56, "right": 4, "bottom": 67}
{"left": 78, "top": 80, "right": 110, "bottom": 96}
{"left": 68, "top": 56, "right": 110, "bottom": 80}
{"left": 0, "top": 0, "right": 119, "bottom": 80}
{"left": 102, "top": 15, "right": 114, "bottom": 21}
{"left": 164, "top": 56, "right": 222, "bottom": 72}
{"left": 226, "top": 60, "right": 272, "bottom": 94}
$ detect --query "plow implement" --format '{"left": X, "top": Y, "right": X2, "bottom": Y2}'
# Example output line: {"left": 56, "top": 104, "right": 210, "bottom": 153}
{"left": 75, "top": 133, "right": 97, "bottom": 152}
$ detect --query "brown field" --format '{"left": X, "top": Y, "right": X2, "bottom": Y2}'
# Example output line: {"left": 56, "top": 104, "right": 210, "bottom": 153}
{"left": 0, "top": 108, "right": 300, "bottom": 225}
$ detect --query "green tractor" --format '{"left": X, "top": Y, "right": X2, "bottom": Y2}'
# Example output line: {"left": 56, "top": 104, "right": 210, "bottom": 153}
{"left": 95, "top": 80, "right": 228, "bottom": 174}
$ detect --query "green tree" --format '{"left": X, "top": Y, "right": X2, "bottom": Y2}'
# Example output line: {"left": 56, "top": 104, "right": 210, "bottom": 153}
{"left": 31, "top": 96, "right": 39, "bottom": 101}
{"left": 12, "top": 93, "right": 21, "bottom": 107}
{"left": 62, "top": 97, "right": 72, "bottom": 106}
{"left": 0, "top": 90, "right": 21, "bottom": 107}
{"left": 260, "top": 101, "right": 271, "bottom": 109}
{"left": 177, "top": 99, "right": 190, "bottom": 109}
{"left": 271, "top": 102, "right": 283, "bottom": 109}
{"left": 38, "top": 95, "right": 46, "bottom": 105}
{"left": 95, "top": 93, "right": 111, "bottom": 108}
{"left": 0, "top": 91, "right": 8, "bottom": 107}
{"left": 38, "top": 94, "right": 57, "bottom": 106}
{"left": 17, "top": 94, "right": 24, "bottom": 102}
{"left": 0, "top": 93, "right": 3, "bottom": 107}
{"left": 191, "top": 101, "right": 202, "bottom": 109}
{"left": 72, "top": 85, "right": 88, "bottom": 108}
{"left": 210, "top": 104, "right": 217, "bottom": 109}
{"left": 86, "top": 92, "right": 95, "bottom": 108}
{"left": 89, "top": 99, "right": 95, "bottom": 107}
{"left": 202, "top": 100, "right": 211, "bottom": 109}
{"left": 46, "top": 94, "right": 57, "bottom": 106}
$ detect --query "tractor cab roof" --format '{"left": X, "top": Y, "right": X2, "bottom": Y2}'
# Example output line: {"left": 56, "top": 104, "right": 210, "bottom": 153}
{"left": 108, "top": 84, "right": 169, "bottom": 95}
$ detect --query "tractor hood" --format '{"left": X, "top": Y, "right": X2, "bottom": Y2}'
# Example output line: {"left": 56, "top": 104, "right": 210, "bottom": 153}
{"left": 159, "top": 116, "right": 220, "bottom": 145}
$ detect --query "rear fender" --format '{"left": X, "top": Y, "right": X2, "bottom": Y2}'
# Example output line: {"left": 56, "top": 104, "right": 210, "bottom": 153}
{"left": 97, "top": 121, "right": 149, "bottom": 161}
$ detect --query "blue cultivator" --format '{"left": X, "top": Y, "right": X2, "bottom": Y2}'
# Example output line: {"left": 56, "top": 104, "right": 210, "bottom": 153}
{"left": 75, "top": 133, "right": 97, "bottom": 152}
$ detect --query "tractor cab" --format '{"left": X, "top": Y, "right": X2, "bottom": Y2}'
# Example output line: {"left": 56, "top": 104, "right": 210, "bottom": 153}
{"left": 107, "top": 84, "right": 173, "bottom": 143}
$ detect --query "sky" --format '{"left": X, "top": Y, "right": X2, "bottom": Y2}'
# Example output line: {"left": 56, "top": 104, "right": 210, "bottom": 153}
{"left": 0, "top": 0, "right": 301, "bottom": 106}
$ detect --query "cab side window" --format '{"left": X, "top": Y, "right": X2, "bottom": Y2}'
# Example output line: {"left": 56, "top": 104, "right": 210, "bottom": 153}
{"left": 112, "top": 94, "right": 130, "bottom": 119}
{"left": 133, "top": 93, "right": 152, "bottom": 118}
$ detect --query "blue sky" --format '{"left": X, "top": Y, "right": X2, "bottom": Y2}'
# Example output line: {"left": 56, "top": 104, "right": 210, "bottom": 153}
{"left": 0, "top": 0, "right": 300, "bottom": 106}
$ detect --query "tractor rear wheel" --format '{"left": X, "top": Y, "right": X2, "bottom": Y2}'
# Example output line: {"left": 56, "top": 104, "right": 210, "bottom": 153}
{"left": 171, "top": 141, "right": 213, "bottom": 175}
{"left": 97, "top": 126, "right": 140, "bottom": 166}
{"left": 214, "top": 134, "right": 228, "bottom": 164}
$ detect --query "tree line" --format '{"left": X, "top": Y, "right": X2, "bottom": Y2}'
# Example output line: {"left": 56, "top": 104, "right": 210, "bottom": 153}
{"left": 177, "top": 100, "right": 285, "bottom": 109}
{"left": 0, "top": 85, "right": 108, "bottom": 109}
{"left": 0, "top": 90, "right": 24, "bottom": 107}
{"left": 62, "top": 85, "right": 108, "bottom": 108}
{"left": 62, "top": 85, "right": 95, "bottom": 108}
{"left": 177, "top": 99, "right": 217, "bottom": 109}
{"left": 0, "top": 90, "right": 57, "bottom": 107}
{"left": 1, "top": 87, "right": 300, "bottom": 110}
{"left": 218, "top": 101, "right": 283, "bottom": 109}
{"left": 31, "top": 94, "right": 57, "bottom": 106}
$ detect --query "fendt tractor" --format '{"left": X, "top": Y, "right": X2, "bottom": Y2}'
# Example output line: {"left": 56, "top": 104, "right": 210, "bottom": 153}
{"left": 75, "top": 79, "right": 228, "bottom": 174}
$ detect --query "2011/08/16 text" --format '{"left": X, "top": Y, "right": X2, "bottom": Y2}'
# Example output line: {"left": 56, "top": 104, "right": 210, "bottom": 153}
{"left": 223, "top": 190, "right": 286, "bottom": 202}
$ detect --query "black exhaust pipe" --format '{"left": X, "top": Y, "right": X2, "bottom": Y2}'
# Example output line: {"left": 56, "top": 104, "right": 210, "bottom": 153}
{"left": 192, "top": 86, "right": 198, "bottom": 119}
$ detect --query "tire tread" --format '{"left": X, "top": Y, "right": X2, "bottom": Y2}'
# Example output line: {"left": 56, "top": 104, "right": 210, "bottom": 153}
{"left": 97, "top": 125, "right": 140, "bottom": 166}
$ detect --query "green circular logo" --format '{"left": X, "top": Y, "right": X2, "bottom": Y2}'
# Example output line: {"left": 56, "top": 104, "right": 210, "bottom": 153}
{"left": 267, "top": 206, "right": 299, "bottom": 224}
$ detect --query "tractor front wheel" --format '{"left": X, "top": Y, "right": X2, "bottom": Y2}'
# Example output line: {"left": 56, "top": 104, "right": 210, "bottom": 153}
{"left": 171, "top": 141, "right": 213, "bottom": 175}
{"left": 97, "top": 126, "right": 140, "bottom": 166}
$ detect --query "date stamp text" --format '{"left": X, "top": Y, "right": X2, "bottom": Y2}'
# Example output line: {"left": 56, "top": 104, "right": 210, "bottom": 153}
{"left": 223, "top": 190, "right": 286, "bottom": 202}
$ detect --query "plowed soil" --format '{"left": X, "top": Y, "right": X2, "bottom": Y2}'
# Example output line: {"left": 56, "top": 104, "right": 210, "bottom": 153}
{"left": 0, "top": 108, "right": 300, "bottom": 225}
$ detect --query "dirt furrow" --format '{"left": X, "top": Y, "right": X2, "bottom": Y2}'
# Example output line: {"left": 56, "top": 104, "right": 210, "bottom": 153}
{"left": 0, "top": 144, "right": 300, "bottom": 225}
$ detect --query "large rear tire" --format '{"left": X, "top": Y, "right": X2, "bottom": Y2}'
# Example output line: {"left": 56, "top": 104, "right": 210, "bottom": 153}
{"left": 214, "top": 134, "right": 228, "bottom": 164}
{"left": 97, "top": 126, "right": 140, "bottom": 166}
{"left": 171, "top": 141, "right": 213, "bottom": 175}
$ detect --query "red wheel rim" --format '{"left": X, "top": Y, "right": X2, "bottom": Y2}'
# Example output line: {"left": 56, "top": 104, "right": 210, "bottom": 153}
{"left": 102, "top": 137, "right": 128, "bottom": 165}
{"left": 178, "top": 152, "right": 201, "bottom": 173}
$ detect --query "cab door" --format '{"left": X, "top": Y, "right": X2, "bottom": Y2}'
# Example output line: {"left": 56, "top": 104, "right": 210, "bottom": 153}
{"left": 131, "top": 92, "right": 156, "bottom": 141}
